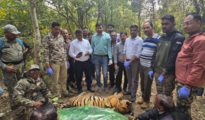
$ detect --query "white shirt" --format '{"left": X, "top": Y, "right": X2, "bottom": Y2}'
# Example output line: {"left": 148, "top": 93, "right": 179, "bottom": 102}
{"left": 124, "top": 36, "right": 143, "bottom": 59}
{"left": 69, "top": 39, "right": 92, "bottom": 62}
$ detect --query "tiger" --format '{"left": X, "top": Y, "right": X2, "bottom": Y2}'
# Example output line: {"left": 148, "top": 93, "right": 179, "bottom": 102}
{"left": 61, "top": 92, "right": 132, "bottom": 114}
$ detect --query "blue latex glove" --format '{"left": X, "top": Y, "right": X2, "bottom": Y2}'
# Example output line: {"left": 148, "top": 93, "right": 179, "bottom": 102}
{"left": 178, "top": 86, "right": 191, "bottom": 99}
{"left": 47, "top": 67, "right": 54, "bottom": 76}
{"left": 124, "top": 60, "right": 131, "bottom": 69}
{"left": 0, "top": 87, "right": 4, "bottom": 96}
{"left": 148, "top": 70, "right": 154, "bottom": 79}
{"left": 157, "top": 74, "right": 164, "bottom": 83}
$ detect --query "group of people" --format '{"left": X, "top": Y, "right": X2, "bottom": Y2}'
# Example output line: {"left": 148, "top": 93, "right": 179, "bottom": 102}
{"left": 0, "top": 12, "right": 205, "bottom": 120}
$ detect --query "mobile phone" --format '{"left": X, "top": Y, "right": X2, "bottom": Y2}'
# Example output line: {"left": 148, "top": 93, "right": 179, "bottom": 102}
{"left": 77, "top": 52, "right": 83, "bottom": 56}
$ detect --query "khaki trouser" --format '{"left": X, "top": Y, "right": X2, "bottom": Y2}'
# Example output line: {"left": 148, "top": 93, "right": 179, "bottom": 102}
{"left": 48, "top": 61, "right": 68, "bottom": 97}
{"left": 154, "top": 72, "right": 175, "bottom": 96}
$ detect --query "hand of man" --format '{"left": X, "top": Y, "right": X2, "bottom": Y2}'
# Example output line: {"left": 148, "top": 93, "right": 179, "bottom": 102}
{"left": 124, "top": 60, "right": 131, "bottom": 69}
{"left": 47, "top": 67, "right": 54, "bottom": 76}
{"left": 114, "top": 64, "right": 118, "bottom": 71}
{"left": 5, "top": 65, "right": 16, "bottom": 73}
{"left": 148, "top": 70, "right": 154, "bottom": 79}
{"left": 157, "top": 74, "right": 164, "bottom": 83}
{"left": 178, "top": 86, "right": 191, "bottom": 99}
{"left": 108, "top": 59, "right": 113, "bottom": 65}
{"left": 84, "top": 51, "right": 90, "bottom": 56}
{"left": 76, "top": 52, "right": 83, "bottom": 58}
{"left": 34, "top": 101, "right": 43, "bottom": 109}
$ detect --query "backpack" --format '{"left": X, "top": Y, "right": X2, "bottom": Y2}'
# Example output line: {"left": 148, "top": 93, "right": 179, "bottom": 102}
{"left": 0, "top": 37, "right": 24, "bottom": 50}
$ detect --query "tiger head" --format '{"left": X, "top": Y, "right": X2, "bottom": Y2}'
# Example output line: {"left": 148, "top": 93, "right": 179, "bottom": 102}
{"left": 107, "top": 93, "right": 132, "bottom": 114}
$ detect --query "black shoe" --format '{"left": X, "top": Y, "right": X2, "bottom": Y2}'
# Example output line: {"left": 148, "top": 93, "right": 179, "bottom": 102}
{"left": 88, "top": 88, "right": 95, "bottom": 92}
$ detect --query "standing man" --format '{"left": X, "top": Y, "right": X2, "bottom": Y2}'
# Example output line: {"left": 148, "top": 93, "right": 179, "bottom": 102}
{"left": 91, "top": 23, "right": 112, "bottom": 92}
{"left": 114, "top": 32, "right": 128, "bottom": 93}
{"left": 154, "top": 15, "right": 185, "bottom": 96}
{"left": 0, "top": 24, "right": 25, "bottom": 109}
{"left": 176, "top": 13, "right": 205, "bottom": 117}
{"left": 107, "top": 24, "right": 120, "bottom": 43}
{"left": 124, "top": 25, "right": 143, "bottom": 102}
{"left": 61, "top": 29, "right": 76, "bottom": 93}
{"left": 138, "top": 21, "right": 160, "bottom": 109}
{"left": 69, "top": 29, "right": 94, "bottom": 93}
{"left": 109, "top": 31, "right": 117, "bottom": 89}
{"left": 42, "top": 22, "right": 68, "bottom": 98}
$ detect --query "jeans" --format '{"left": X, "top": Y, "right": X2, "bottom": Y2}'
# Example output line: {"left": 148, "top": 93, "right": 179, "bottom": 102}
{"left": 92, "top": 55, "right": 108, "bottom": 88}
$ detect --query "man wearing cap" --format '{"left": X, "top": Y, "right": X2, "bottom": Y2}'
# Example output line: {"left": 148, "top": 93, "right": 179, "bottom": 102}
{"left": 13, "top": 64, "right": 56, "bottom": 119}
{"left": 0, "top": 24, "right": 25, "bottom": 109}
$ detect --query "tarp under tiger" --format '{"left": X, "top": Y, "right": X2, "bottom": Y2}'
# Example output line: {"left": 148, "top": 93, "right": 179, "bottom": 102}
{"left": 58, "top": 106, "right": 128, "bottom": 120}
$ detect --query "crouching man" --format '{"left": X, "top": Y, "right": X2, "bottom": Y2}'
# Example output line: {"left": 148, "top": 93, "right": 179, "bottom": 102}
{"left": 13, "top": 64, "right": 58, "bottom": 120}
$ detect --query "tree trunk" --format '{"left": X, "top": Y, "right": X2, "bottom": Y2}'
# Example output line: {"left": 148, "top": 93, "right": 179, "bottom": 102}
{"left": 29, "top": 0, "right": 41, "bottom": 65}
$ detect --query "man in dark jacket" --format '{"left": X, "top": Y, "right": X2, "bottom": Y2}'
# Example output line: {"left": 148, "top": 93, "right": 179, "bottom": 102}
{"left": 153, "top": 15, "right": 185, "bottom": 96}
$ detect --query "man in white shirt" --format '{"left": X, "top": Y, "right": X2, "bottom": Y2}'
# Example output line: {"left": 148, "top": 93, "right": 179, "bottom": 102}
{"left": 69, "top": 29, "right": 94, "bottom": 93}
{"left": 124, "top": 25, "right": 143, "bottom": 102}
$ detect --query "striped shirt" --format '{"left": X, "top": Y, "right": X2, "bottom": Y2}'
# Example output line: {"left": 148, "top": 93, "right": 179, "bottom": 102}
{"left": 140, "top": 34, "right": 160, "bottom": 67}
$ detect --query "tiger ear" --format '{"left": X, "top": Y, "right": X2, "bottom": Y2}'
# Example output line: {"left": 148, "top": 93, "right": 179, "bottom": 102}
{"left": 115, "top": 92, "right": 123, "bottom": 99}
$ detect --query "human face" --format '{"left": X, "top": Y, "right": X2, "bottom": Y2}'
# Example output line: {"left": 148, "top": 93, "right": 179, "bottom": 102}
{"left": 76, "top": 33, "right": 83, "bottom": 41}
{"left": 161, "top": 19, "right": 174, "bottom": 33}
{"left": 183, "top": 15, "right": 201, "bottom": 35}
{"left": 110, "top": 32, "right": 117, "bottom": 41}
{"left": 107, "top": 26, "right": 114, "bottom": 33}
{"left": 130, "top": 27, "right": 138, "bottom": 38}
{"left": 143, "top": 22, "right": 154, "bottom": 38}
{"left": 4, "top": 32, "right": 17, "bottom": 41}
{"left": 62, "top": 30, "right": 69, "bottom": 40}
{"left": 96, "top": 25, "right": 103, "bottom": 34}
{"left": 51, "top": 26, "right": 61, "bottom": 37}
{"left": 29, "top": 69, "right": 40, "bottom": 80}
{"left": 120, "top": 34, "right": 127, "bottom": 42}
{"left": 83, "top": 29, "right": 89, "bottom": 38}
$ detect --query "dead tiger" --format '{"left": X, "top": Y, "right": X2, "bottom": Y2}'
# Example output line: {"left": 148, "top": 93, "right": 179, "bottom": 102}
{"left": 61, "top": 92, "right": 132, "bottom": 114}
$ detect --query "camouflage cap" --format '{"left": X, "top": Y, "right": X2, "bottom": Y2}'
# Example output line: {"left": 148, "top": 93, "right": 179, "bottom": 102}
{"left": 29, "top": 64, "right": 40, "bottom": 71}
{"left": 3, "top": 24, "right": 21, "bottom": 35}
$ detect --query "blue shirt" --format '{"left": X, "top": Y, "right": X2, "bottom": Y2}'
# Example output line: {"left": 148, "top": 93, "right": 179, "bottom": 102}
{"left": 91, "top": 32, "right": 112, "bottom": 59}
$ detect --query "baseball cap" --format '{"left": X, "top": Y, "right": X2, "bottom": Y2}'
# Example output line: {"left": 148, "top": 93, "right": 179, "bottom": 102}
{"left": 3, "top": 24, "right": 21, "bottom": 35}
{"left": 29, "top": 64, "right": 40, "bottom": 71}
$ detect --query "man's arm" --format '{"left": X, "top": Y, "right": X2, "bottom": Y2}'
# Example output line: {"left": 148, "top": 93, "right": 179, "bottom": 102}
{"left": 107, "top": 35, "right": 112, "bottom": 59}
{"left": 187, "top": 38, "right": 205, "bottom": 86}
{"left": 69, "top": 42, "right": 76, "bottom": 59}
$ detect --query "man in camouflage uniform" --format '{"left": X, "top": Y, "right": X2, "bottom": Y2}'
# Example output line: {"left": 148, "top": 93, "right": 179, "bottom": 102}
{"left": 42, "top": 22, "right": 68, "bottom": 98}
{"left": 13, "top": 64, "right": 57, "bottom": 120}
{"left": 0, "top": 24, "right": 25, "bottom": 109}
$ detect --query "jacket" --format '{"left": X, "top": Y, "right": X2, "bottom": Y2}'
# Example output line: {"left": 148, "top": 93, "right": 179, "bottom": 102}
{"left": 154, "top": 30, "right": 185, "bottom": 74}
{"left": 176, "top": 32, "right": 205, "bottom": 87}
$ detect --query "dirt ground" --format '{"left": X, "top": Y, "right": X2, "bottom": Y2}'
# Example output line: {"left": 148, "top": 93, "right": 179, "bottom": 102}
{"left": 1, "top": 79, "right": 205, "bottom": 120}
